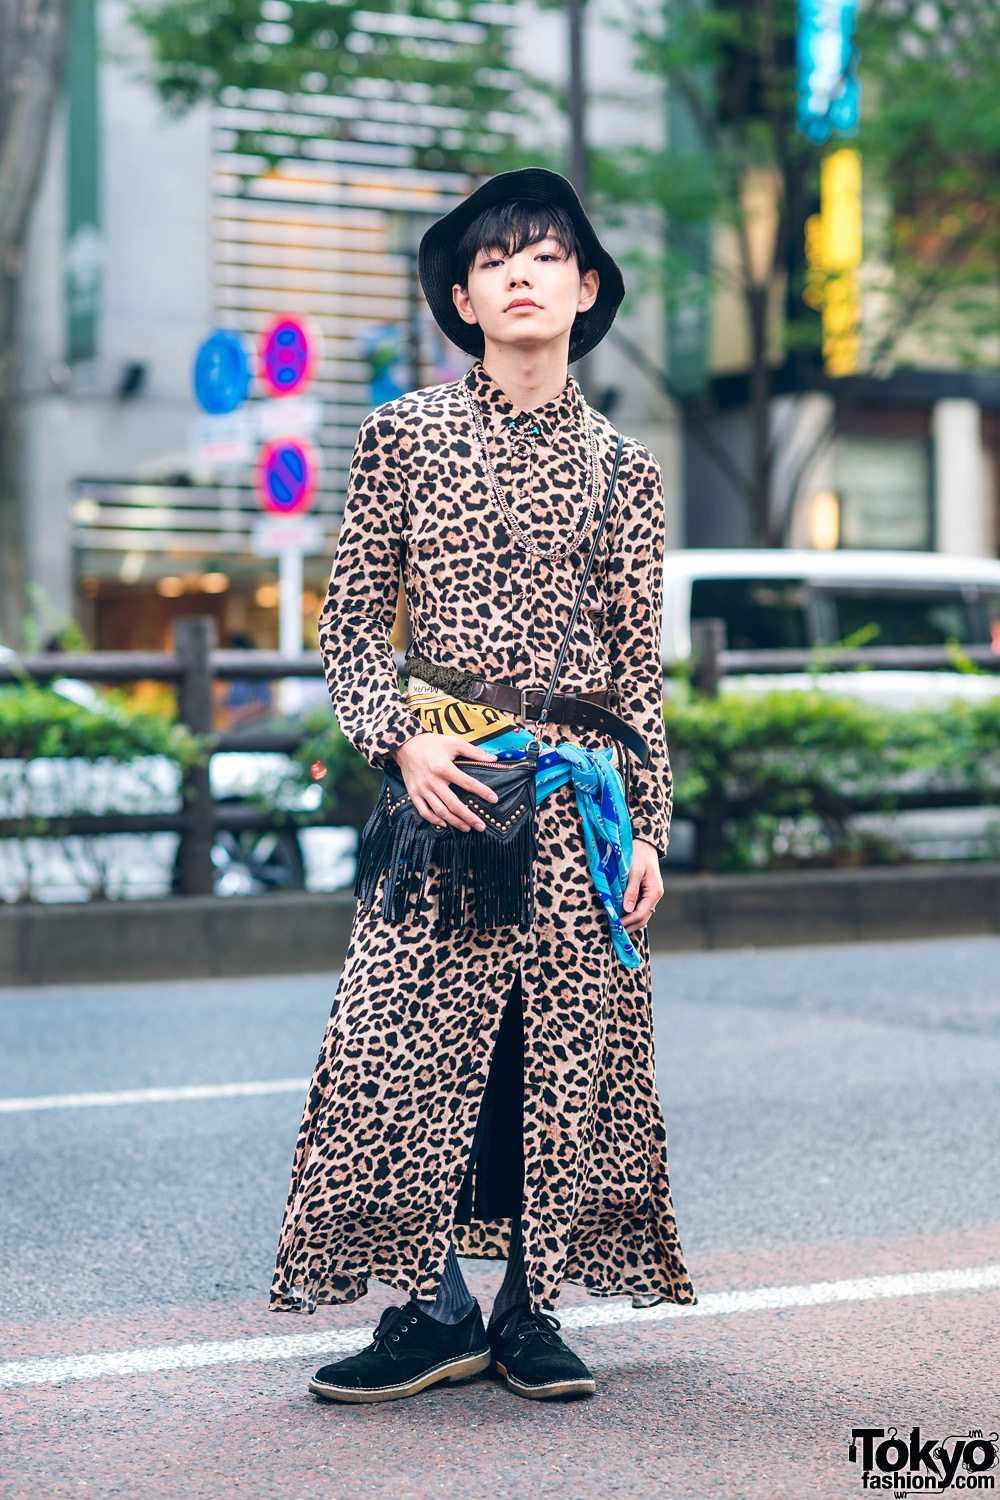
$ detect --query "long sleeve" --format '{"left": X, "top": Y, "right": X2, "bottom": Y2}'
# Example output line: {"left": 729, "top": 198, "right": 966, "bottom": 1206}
{"left": 317, "top": 408, "right": 425, "bottom": 768}
{"left": 603, "top": 443, "right": 672, "bottom": 856}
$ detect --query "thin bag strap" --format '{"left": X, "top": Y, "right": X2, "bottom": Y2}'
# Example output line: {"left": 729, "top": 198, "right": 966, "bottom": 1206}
{"left": 537, "top": 431, "right": 625, "bottom": 725}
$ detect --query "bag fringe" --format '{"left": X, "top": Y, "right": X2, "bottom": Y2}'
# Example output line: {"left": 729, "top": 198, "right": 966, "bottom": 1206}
{"left": 355, "top": 790, "right": 537, "bottom": 934}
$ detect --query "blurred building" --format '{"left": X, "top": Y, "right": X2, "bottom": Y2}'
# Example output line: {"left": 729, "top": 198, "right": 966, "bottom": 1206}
{"left": 683, "top": 305, "right": 1000, "bottom": 561}
{"left": 18, "top": 3, "right": 479, "bottom": 649}
{"left": 17, "top": 0, "right": 680, "bottom": 652}
{"left": 668, "top": 125, "right": 1000, "bottom": 559}
{"left": 26, "top": 1, "right": 989, "bottom": 658}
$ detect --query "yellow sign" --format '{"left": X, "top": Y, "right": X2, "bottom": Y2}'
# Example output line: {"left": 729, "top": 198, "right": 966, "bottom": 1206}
{"left": 804, "top": 147, "right": 862, "bottom": 376}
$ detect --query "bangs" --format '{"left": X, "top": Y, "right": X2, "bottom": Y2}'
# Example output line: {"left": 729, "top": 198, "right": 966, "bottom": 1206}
{"left": 454, "top": 201, "right": 584, "bottom": 286}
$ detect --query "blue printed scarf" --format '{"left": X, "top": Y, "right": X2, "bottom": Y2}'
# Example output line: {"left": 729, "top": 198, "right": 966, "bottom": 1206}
{"left": 491, "top": 727, "right": 640, "bottom": 970}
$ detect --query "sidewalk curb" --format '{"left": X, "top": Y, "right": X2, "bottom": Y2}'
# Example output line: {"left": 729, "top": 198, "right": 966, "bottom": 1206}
{"left": 3, "top": 862, "right": 1000, "bottom": 986}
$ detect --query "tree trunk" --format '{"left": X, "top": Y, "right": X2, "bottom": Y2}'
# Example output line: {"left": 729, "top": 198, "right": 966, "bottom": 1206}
{"left": 746, "top": 284, "right": 772, "bottom": 547}
{"left": 0, "top": 0, "right": 69, "bottom": 646}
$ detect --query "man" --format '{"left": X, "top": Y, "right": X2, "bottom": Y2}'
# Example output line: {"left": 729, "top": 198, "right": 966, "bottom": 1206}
{"left": 271, "top": 168, "right": 695, "bottom": 1403}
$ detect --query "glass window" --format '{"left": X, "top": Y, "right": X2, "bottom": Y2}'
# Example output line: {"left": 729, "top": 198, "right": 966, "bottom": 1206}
{"left": 825, "top": 588, "right": 975, "bottom": 647}
{"left": 981, "top": 592, "right": 1000, "bottom": 654}
{"left": 690, "top": 578, "right": 808, "bottom": 651}
{"left": 834, "top": 437, "right": 932, "bottom": 551}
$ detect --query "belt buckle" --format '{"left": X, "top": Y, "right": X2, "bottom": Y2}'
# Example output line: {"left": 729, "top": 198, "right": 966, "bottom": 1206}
{"left": 517, "top": 686, "right": 543, "bottom": 723}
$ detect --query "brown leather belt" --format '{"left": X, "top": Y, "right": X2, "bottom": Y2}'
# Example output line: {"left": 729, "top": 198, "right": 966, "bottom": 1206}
{"left": 404, "top": 657, "right": 650, "bottom": 768}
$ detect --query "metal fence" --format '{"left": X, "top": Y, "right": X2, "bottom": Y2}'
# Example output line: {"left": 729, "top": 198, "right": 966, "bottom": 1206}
{"left": 0, "top": 618, "right": 334, "bottom": 895}
{"left": 688, "top": 619, "right": 1000, "bottom": 696}
{"left": 4, "top": 616, "right": 1000, "bottom": 896}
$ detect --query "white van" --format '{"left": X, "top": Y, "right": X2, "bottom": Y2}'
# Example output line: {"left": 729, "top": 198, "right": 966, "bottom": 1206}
{"left": 662, "top": 550, "right": 1000, "bottom": 705}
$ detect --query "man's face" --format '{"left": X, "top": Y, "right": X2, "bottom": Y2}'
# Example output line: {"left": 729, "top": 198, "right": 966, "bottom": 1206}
{"left": 452, "top": 234, "right": 600, "bottom": 354}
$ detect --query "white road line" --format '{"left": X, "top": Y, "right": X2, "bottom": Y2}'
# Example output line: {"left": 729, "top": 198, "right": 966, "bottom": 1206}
{"left": 3, "top": 1263, "right": 999, "bottom": 1389}
{"left": 0, "top": 1079, "right": 310, "bottom": 1114}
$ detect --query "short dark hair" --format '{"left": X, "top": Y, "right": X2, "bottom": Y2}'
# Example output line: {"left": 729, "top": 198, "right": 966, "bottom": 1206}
{"left": 453, "top": 200, "right": 587, "bottom": 288}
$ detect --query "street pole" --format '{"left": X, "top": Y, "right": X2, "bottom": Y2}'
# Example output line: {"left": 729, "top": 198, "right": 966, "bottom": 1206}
{"left": 407, "top": 252, "right": 422, "bottom": 392}
{"left": 386, "top": 209, "right": 437, "bottom": 394}
{"left": 174, "top": 616, "right": 216, "bottom": 895}
{"left": 278, "top": 544, "right": 303, "bottom": 714}
{"left": 567, "top": 0, "right": 588, "bottom": 207}
{"left": 567, "top": 0, "right": 593, "bottom": 401}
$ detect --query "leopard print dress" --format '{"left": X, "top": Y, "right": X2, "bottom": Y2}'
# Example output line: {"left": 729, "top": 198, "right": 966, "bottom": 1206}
{"left": 270, "top": 363, "right": 695, "bottom": 1315}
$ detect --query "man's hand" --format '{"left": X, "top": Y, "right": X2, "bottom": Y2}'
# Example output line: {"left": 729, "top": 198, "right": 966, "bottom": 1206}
{"left": 621, "top": 838, "right": 664, "bottom": 934}
{"left": 391, "top": 733, "right": 499, "bottom": 832}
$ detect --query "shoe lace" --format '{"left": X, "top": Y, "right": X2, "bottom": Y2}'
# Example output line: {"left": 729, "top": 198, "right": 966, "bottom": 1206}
{"left": 498, "top": 1307, "right": 563, "bottom": 1348}
{"left": 368, "top": 1304, "right": 420, "bottom": 1360}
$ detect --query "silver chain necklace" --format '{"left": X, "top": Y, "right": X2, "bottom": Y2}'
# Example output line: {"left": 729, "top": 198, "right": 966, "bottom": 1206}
{"left": 462, "top": 383, "right": 601, "bottom": 559}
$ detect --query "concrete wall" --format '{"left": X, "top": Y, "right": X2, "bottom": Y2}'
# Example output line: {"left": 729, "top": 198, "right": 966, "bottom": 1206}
{"left": 17, "top": 0, "right": 213, "bottom": 616}
{"left": 5, "top": 864, "right": 1000, "bottom": 985}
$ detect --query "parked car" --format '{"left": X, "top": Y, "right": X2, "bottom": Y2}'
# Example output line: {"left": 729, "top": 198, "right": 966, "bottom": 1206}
{"left": 659, "top": 551, "right": 1000, "bottom": 866}
{"left": 662, "top": 550, "right": 1000, "bottom": 705}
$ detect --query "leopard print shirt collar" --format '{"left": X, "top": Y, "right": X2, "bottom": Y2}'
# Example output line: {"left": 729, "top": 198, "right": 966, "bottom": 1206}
{"left": 463, "top": 361, "right": 585, "bottom": 442}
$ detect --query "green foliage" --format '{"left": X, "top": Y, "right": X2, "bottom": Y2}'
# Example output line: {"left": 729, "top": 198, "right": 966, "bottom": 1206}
{"left": 2, "top": 587, "right": 93, "bottom": 655}
{"left": 0, "top": 686, "right": 207, "bottom": 901}
{"left": 610, "top": 0, "right": 1000, "bottom": 375}
{"left": 128, "top": 0, "right": 517, "bottom": 174}
{"left": 291, "top": 706, "right": 382, "bottom": 831}
{"left": 908, "top": 694, "right": 1000, "bottom": 796}
{"left": 664, "top": 687, "right": 910, "bottom": 869}
{"left": 12, "top": 684, "right": 991, "bottom": 878}
{"left": 588, "top": 0, "right": 1000, "bottom": 542}
{"left": 664, "top": 687, "right": 1000, "bottom": 871}
{"left": 0, "top": 685, "right": 202, "bottom": 766}
{"left": 281, "top": 690, "right": 1000, "bottom": 872}
{"left": 859, "top": 0, "right": 1000, "bottom": 362}
{"left": 607, "top": 0, "right": 816, "bottom": 324}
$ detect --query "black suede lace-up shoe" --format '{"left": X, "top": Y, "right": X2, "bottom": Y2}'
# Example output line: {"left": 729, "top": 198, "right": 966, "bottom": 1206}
{"left": 489, "top": 1305, "right": 596, "bottom": 1400}
{"left": 309, "top": 1300, "right": 490, "bottom": 1404}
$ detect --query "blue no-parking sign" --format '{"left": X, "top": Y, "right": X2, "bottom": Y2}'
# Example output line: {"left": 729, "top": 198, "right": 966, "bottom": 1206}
{"left": 258, "top": 316, "right": 318, "bottom": 398}
{"left": 192, "top": 329, "right": 251, "bottom": 415}
{"left": 255, "top": 437, "right": 321, "bottom": 514}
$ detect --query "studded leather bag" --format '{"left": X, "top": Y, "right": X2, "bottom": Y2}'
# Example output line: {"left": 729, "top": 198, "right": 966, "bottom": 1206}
{"left": 354, "top": 433, "right": 625, "bottom": 934}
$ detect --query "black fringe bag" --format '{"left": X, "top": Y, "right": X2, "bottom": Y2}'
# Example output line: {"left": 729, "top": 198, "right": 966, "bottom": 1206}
{"left": 355, "top": 432, "right": 624, "bottom": 934}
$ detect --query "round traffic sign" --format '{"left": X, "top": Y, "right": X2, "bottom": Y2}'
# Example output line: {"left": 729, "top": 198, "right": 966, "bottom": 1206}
{"left": 258, "top": 315, "right": 318, "bottom": 398}
{"left": 193, "top": 329, "right": 251, "bottom": 415}
{"left": 255, "top": 436, "right": 321, "bottom": 514}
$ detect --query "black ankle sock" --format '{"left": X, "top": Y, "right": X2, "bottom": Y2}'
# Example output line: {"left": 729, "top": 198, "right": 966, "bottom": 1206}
{"left": 491, "top": 1218, "right": 530, "bottom": 1322}
{"left": 416, "top": 1246, "right": 475, "bottom": 1326}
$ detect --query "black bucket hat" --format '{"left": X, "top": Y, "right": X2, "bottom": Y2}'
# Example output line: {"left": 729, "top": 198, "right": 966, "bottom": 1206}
{"left": 418, "top": 167, "right": 625, "bottom": 363}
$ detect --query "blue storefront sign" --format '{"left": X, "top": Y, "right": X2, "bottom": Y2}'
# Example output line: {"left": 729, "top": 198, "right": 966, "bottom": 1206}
{"left": 797, "top": 0, "right": 860, "bottom": 142}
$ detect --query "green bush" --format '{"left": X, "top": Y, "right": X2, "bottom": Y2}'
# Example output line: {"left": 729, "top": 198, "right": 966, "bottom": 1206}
{"left": 0, "top": 685, "right": 207, "bottom": 902}
{"left": 664, "top": 688, "right": 1000, "bottom": 870}
{"left": 289, "top": 689, "right": 1000, "bottom": 872}
{"left": 14, "top": 681, "right": 985, "bottom": 877}
{"left": 0, "top": 684, "right": 203, "bottom": 767}
{"left": 292, "top": 708, "right": 382, "bottom": 831}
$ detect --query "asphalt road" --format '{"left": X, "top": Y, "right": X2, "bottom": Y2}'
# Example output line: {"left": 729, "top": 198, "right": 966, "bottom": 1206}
{"left": 2, "top": 935, "right": 1000, "bottom": 1499}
